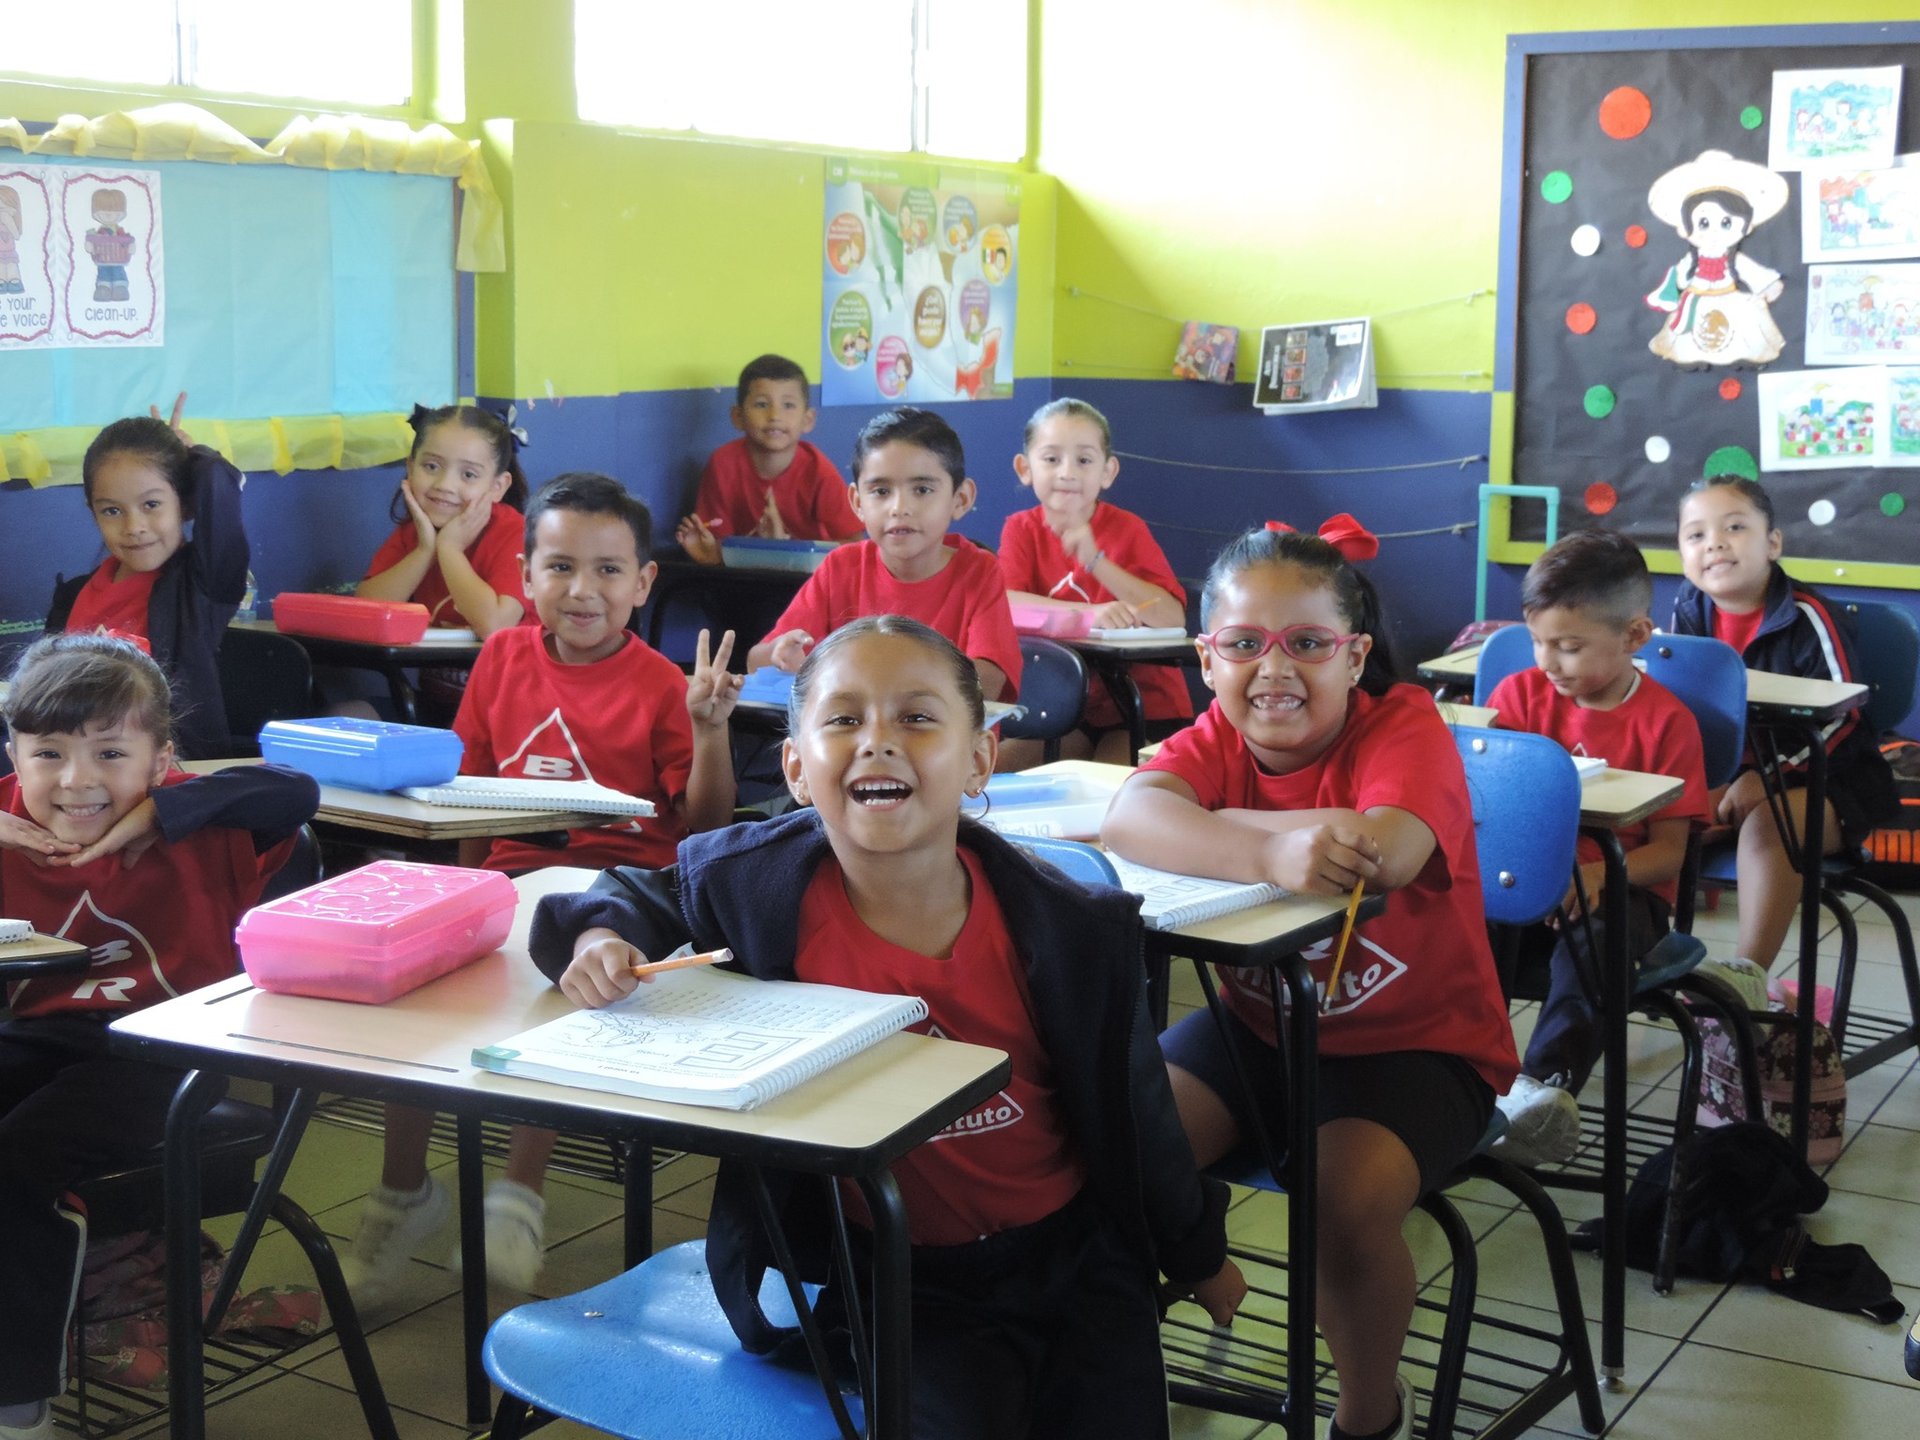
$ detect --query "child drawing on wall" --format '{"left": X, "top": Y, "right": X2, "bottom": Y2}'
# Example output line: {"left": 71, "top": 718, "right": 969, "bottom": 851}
{"left": 85, "top": 188, "right": 134, "bottom": 302}
{"left": 0, "top": 187, "right": 23, "bottom": 294}
{"left": 1645, "top": 150, "right": 1789, "bottom": 369}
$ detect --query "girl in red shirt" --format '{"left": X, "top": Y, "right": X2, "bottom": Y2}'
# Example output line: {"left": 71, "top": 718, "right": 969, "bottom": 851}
{"left": 1104, "top": 526, "right": 1517, "bottom": 1440}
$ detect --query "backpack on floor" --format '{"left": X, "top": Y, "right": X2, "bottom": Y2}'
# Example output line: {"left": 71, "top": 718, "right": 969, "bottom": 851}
{"left": 1696, "top": 982, "right": 1847, "bottom": 1167}
{"left": 1860, "top": 737, "right": 1920, "bottom": 887}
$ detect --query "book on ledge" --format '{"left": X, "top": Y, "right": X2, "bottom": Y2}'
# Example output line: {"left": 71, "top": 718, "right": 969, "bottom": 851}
{"left": 473, "top": 966, "right": 928, "bottom": 1111}
{"left": 1573, "top": 755, "right": 1608, "bottom": 783}
{"left": 0, "top": 919, "right": 34, "bottom": 944}
{"left": 399, "top": 776, "right": 658, "bottom": 816}
{"left": 1101, "top": 854, "right": 1291, "bottom": 929}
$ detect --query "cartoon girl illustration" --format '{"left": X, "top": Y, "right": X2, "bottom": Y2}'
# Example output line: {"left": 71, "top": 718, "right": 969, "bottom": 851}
{"left": 0, "top": 186, "right": 22, "bottom": 294}
{"left": 1645, "top": 150, "right": 1790, "bottom": 368}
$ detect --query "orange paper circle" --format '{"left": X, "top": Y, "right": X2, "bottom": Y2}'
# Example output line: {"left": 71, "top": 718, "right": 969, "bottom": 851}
{"left": 1719, "top": 377, "right": 1743, "bottom": 401}
{"left": 1565, "top": 302, "right": 1598, "bottom": 334}
{"left": 1585, "top": 482, "right": 1619, "bottom": 515}
{"left": 1598, "top": 86, "right": 1653, "bottom": 140}
{"left": 1625, "top": 224, "right": 1648, "bottom": 248}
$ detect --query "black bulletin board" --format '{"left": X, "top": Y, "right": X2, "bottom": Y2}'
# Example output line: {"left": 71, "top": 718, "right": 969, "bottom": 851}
{"left": 1491, "top": 23, "right": 1920, "bottom": 587}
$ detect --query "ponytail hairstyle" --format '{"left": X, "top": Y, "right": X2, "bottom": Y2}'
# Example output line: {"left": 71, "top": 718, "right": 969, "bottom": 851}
{"left": 392, "top": 403, "right": 529, "bottom": 524}
{"left": 82, "top": 416, "right": 193, "bottom": 512}
{"left": 1200, "top": 527, "right": 1402, "bottom": 697}
{"left": 1022, "top": 396, "right": 1113, "bottom": 454}
{"left": 1681, "top": 473, "right": 1776, "bottom": 529}
{"left": 788, "top": 615, "right": 985, "bottom": 734}
{"left": 5, "top": 631, "right": 174, "bottom": 748}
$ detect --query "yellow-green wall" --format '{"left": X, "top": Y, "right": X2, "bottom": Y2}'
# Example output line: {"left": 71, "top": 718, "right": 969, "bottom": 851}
{"left": 1039, "top": 0, "right": 1918, "bottom": 389}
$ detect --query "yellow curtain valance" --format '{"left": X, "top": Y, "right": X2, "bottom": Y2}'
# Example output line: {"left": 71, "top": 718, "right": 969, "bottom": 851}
{"left": 0, "top": 102, "right": 503, "bottom": 271}
{"left": 2, "top": 412, "right": 415, "bottom": 489}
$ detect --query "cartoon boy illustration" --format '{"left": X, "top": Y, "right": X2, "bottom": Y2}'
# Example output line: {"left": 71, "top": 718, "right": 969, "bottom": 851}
{"left": 1645, "top": 150, "right": 1789, "bottom": 368}
{"left": 0, "top": 186, "right": 22, "bottom": 294}
{"left": 85, "top": 188, "right": 134, "bottom": 303}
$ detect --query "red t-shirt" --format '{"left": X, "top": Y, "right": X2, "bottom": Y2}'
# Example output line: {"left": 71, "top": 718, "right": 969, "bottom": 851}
{"left": 695, "top": 438, "right": 861, "bottom": 543}
{"left": 1142, "top": 684, "right": 1518, "bottom": 1091}
{"left": 453, "top": 626, "right": 693, "bottom": 873}
{"left": 62, "top": 558, "right": 160, "bottom": 643}
{"left": 1712, "top": 606, "right": 1766, "bottom": 658}
{"left": 1485, "top": 667, "right": 1709, "bottom": 905}
{"left": 997, "top": 504, "right": 1193, "bottom": 727}
{"left": 764, "top": 537, "right": 1024, "bottom": 699}
{"left": 362, "top": 501, "right": 529, "bottom": 627}
{"left": 794, "top": 850, "right": 1084, "bottom": 1243}
{"left": 1, "top": 772, "right": 291, "bottom": 1019}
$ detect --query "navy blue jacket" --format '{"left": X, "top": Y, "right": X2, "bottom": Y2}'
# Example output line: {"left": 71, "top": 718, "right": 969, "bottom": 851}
{"left": 48, "top": 446, "right": 249, "bottom": 759}
{"left": 530, "top": 809, "right": 1230, "bottom": 1352}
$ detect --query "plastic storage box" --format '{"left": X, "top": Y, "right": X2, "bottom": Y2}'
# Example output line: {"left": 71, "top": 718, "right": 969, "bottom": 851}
{"left": 273, "top": 592, "right": 432, "bottom": 645}
{"left": 719, "top": 537, "right": 839, "bottom": 573}
{"left": 1009, "top": 602, "right": 1093, "bottom": 639}
{"left": 960, "top": 770, "right": 1119, "bottom": 840}
{"left": 238, "top": 861, "right": 518, "bottom": 1003}
{"left": 738, "top": 666, "right": 797, "bottom": 708}
{"left": 259, "top": 717, "right": 464, "bottom": 792}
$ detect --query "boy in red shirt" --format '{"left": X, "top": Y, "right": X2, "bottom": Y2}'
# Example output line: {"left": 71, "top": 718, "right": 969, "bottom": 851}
{"left": 1484, "top": 530, "right": 1710, "bottom": 1166}
{"left": 674, "top": 354, "right": 862, "bottom": 563}
{"left": 748, "top": 407, "right": 1023, "bottom": 700}
{"left": 348, "top": 472, "right": 742, "bottom": 1305}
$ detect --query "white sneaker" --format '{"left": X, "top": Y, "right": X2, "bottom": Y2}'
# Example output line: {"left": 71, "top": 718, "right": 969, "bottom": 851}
{"left": 1493, "top": 1074, "right": 1582, "bottom": 1167}
{"left": 1322, "top": 1374, "right": 1416, "bottom": 1440}
{"left": 343, "top": 1177, "right": 451, "bottom": 1308}
{"left": 481, "top": 1178, "right": 546, "bottom": 1291}
{"left": 0, "top": 1401, "right": 54, "bottom": 1440}
{"left": 1694, "top": 956, "right": 1771, "bottom": 1011}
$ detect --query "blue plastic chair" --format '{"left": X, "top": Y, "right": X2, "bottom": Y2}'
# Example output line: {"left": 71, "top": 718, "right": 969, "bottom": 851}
{"left": 1002, "top": 833, "right": 1119, "bottom": 886}
{"left": 997, "top": 636, "right": 1090, "bottom": 763}
{"left": 1470, "top": 620, "right": 1537, "bottom": 708}
{"left": 483, "top": 1240, "right": 858, "bottom": 1440}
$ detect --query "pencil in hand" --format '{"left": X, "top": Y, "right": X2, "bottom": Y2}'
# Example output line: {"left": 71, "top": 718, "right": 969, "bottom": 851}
{"left": 1320, "top": 880, "right": 1367, "bottom": 1014}
{"left": 629, "top": 946, "right": 734, "bottom": 978}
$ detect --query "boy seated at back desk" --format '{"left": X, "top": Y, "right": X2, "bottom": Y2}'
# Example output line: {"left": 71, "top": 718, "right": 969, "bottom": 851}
{"left": 1484, "top": 529, "right": 1713, "bottom": 1167}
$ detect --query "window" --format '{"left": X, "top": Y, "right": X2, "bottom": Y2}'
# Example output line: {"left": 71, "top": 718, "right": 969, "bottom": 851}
{"left": 575, "top": 0, "right": 1028, "bottom": 162}
{"left": 5, "top": 1, "right": 414, "bottom": 109}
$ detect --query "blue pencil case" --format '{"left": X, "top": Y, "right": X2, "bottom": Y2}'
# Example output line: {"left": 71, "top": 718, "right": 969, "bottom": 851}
{"left": 738, "top": 667, "right": 797, "bottom": 708}
{"left": 259, "top": 717, "right": 464, "bottom": 792}
{"left": 719, "top": 537, "right": 838, "bottom": 573}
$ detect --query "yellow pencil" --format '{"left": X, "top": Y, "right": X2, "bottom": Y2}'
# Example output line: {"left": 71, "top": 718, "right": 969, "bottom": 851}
{"left": 630, "top": 946, "right": 733, "bottom": 978}
{"left": 1320, "top": 881, "right": 1367, "bottom": 1013}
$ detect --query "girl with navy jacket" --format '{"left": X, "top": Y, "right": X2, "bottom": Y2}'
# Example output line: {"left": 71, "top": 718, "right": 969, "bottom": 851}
{"left": 530, "top": 615, "right": 1242, "bottom": 1440}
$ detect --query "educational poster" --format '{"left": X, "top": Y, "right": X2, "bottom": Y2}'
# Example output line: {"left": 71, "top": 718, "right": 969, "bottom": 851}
{"left": 1804, "top": 262, "right": 1920, "bottom": 363}
{"left": 1801, "top": 160, "right": 1920, "bottom": 263}
{"left": 0, "top": 165, "right": 56, "bottom": 346}
{"left": 1644, "top": 149, "right": 1790, "bottom": 368}
{"left": 1768, "top": 66, "right": 1902, "bottom": 171}
{"left": 1886, "top": 367, "right": 1920, "bottom": 466}
{"left": 1173, "top": 321, "right": 1238, "bottom": 382}
{"left": 820, "top": 157, "right": 1017, "bottom": 405}
{"left": 1756, "top": 366, "right": 1880, "bottom": 470}
{"left": 59, "top": 169, "right": 164, "bottom": 346}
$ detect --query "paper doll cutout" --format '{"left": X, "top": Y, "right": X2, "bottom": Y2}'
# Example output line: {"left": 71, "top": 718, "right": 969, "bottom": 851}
{"left": 1645, "top": 150, "right": 1790, "bottom": 368}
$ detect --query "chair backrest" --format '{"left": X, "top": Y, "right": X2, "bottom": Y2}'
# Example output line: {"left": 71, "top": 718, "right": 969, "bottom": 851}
{"left": 217, "top": 627, "right": 313, "bottom": 753}
{"left": 260, "top": 823, "right": 323, "bottom": 904}
{"left": 1471, "top": 622, "right": 1536, "bottom": 707}
{"left": 1452, "top": 725, "right": 1582, "bottom": 926}
{"left": 1004, "top": 833, "right": 1120, "bottom": 886}
{"left": 1640, "top": 633, "right": 1749, "bottom": 789}
{"left": 1842, "top": 600, "right": 1920, "bottom": 735}
{"left": 997, "top": 637, "right": 1089, "bottom": 748}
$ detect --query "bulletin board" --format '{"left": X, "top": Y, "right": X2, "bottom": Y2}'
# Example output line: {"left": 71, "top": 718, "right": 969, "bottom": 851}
{"left": 1489, "top": 22, "right": 1920, "bottom": 589}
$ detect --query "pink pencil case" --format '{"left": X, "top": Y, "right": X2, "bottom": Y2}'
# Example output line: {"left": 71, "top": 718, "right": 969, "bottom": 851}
{"left": 1009, "top": 602, "right": 1091, "bottom": 638}
{"left": 237, "top": 861, "right": 517, "bottom": 1003}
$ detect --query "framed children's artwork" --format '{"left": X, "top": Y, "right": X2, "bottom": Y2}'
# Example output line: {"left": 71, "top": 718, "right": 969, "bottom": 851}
{"left": 1490, "top": 23, "right": 1920, "bottom": 591}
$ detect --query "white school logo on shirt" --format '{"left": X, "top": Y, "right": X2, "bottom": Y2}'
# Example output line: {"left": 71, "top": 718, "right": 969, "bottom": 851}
{"left": 1230, "top": 933, "right": 1409, "bottom": 1017}
{"left": 57, "top": 891, "right": 168, "bottom": 1003}
{"left": 924, "top": 1023, "right": 1025, "bottom": 1140}
{"left": 500, "top": 708, "right": 645, "bottom": 832}
{"left": 1047, "top": 573, "right": 1092, "bottom": 603}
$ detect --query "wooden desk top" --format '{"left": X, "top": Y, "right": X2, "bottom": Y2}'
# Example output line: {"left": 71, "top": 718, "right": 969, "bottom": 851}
{"left": 110, "top": 868, "right": 1011, "bottom": 1174}
{"left": 0, "top": 931, "right": 91, "bottom": 978}
{"left": 232, "top": 617, "right": 485, "bottom": 661}
{"left": 1577, "top": 767, "right": 1685, "bottom": 827}
{"left": 181, "top": 758, "right": 612, "bottom": 841}
{"left": 1742, "top": 669, "right": 1867, "bottom": 721}
{"left": 1416, "top": 646, "right": 1483, "bottom": 681}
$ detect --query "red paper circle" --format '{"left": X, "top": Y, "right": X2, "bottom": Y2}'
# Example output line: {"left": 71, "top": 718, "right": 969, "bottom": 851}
{"left": 1625, "top": 224, "right": 1648, "bottom": 248}
{"left": 1565, "top": 302, "right": 1598, "bottom": 334}
{"left": 1585, "top": 482, "right": 1619, "bottom": 515}
{"left": 1598, "top": 87, "right": 1653, "bottom": 140}
{"left": 1719, "top": 377, "right": 1743, "bottom": 401}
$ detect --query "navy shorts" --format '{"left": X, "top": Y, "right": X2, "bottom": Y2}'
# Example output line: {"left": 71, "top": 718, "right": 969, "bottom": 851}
{"left": 1161, "top": 1005, "right": 1495, "bottom": 1195}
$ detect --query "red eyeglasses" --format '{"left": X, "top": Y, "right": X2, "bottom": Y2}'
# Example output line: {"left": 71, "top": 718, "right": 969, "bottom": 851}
{"left": 1198, "top": 624, "right": 1362, "bottom": 664}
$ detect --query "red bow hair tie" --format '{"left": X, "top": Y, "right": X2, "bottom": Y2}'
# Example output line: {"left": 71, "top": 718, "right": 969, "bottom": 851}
{"left": 1264, "top": 513, "right": 1379, "bottom": 562}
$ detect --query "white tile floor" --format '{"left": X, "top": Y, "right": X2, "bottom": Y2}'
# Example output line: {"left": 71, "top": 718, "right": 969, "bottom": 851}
{"left": 61, "top": 888, "right": 1920, "bottom": 1438}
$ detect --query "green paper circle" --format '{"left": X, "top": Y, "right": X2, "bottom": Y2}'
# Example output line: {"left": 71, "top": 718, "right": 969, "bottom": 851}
{"left": 1541, "top": 170, "right": 1574, "bottom": 203}
{"left": 1883, "top": 492, "right": 1907, "bottom": 517}
{"left": 1740, "top": 105, "right": 1765, "bottom": 131}
{"left": 1583, "top": 384, "right": 1616, "bottom": 419}
{"left": 1703, "top": 444, "right": 1759, "bottom": 481}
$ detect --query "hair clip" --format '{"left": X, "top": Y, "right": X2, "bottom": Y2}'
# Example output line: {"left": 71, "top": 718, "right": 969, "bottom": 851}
{"left": 1264, "top": 513, "right": 1379, "bottom": 563}
{"left": 487, "top": 401, "right": 531, "bottom": 454}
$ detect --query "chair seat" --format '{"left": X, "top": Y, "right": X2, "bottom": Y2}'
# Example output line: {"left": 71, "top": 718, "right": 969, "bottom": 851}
{"left": 1207, "top": 1114, "right": 1510, "bottom": 1194}
{"left": 484, "top": 1240, "right": 859, "bottom": 1440}
{"left": 75, "top": 1096, "right": 281, "bottom": 1236}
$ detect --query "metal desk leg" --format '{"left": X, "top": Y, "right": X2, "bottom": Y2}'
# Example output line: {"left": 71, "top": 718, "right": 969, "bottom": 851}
{"left": 164, "top": 1070, "right": 224, "bottom": 1440}
{"left": 622, "top": 1137, "right": 655, "bottom": 1269}
{"left": 455, "top": 1115, "right": 490, "bottom": 1425}
{"left": 1086, "top": 653, "right": 1149, "bottom": 763}
{"left": 856, "top": 1170, "right": 913, "bottom": 1440}
{"left": 383, "top": 665, "right": 420, "bottom": 725}
{"left": 1279, "top": 960, "right": 1321, "bottom": 1440}
{"left": 1591, "top": 829, "right": 1631, "bottom": 1386}
{"left": 1792, "top": 730, "right": 1829, "bottom": 1160}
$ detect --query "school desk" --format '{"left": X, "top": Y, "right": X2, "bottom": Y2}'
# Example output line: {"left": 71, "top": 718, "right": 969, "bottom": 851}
{"left": 180, "top": 757, "right": 612, "bottom": 843}
{"left": 0, "top": 931, "right": 91, "bottom": 979}
{"left": 230, "top": 617, "right": 485, "bottom": 725}
{"left": 109, "top": 867, "right": 1011, "bottom": 1440}
{"left": 641, "top": 557, "right": 810, "bottom": 656}
{"left": 1059, "top": 632, "right": 1199, "bottom": 764}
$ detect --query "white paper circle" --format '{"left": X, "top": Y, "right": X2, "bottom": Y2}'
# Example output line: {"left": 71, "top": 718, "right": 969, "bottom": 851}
{"left": 1809, "top": 499, "right": 1837, "bottom": 526}
{"left": 1644, "top": 435, "right": 1671, "bottom": 463}
{"left": 1571, "top": 224, "right": 1602, "bottom": 257}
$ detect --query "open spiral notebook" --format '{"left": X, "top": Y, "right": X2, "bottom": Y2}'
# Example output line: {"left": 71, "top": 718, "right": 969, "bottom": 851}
{"left": 399, "top": 777, "right": 658, "bottom": 815}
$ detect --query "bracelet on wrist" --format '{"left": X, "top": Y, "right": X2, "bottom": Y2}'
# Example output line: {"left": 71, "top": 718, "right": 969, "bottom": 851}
{"left": 1088, "top": 548, "right": 1106, "bottom": 567}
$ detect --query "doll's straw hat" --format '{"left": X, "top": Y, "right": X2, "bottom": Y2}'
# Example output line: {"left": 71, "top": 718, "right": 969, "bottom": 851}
{"left": 1647, "top": 149, "right": 1789, "bottom": 228}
